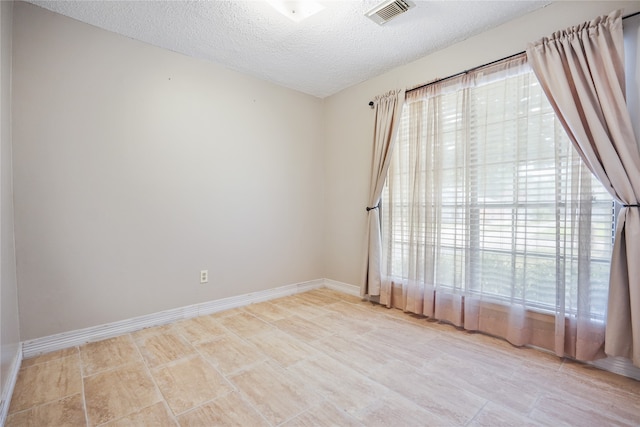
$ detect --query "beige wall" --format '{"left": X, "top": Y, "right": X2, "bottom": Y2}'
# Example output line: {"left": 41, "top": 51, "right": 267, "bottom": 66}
{"left": 323, "top": 1, "right": 640, "bottom": 287}
{"left": 1, "top": 0, "right": 19, "bottom": 404}
{"left": 13, "top": 2, "right": 325, "bottom": 340}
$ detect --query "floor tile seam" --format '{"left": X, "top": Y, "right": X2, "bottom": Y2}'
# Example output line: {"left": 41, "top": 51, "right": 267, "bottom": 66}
{"left": 228, "top": 369, "right": 282, "bottom": 423}
{"left": 81, "top": 357, "right": 149, "bottom": 380}
{"left": 271, "top": 397, "right": 329, "bottom": 427}
{"left": 490, "top": 387, "right": 544, "bottom": 417}
{"left": 350, "top": 388, "right": 448, "bottom": 425}
{"left": 130, "top": 324, "right": 178, "bottom": 343}
{"left": 134, "top": 336, "right": 200, "bottom": 371}
{"left": 169, "top": 393, "right": 227, "bottom": 420}
{"left": 407, "top": 391, "right": 483, "bottom": 426}
{"left": 318, "top": 400, "right": 368, "bottom": 427}
{"left": 296, "top": 299, "right": 340, "bottom": 309}
{"left": 19, "top": 352, "right": 80, "bottom": 373}
{"left": 556, "top": 362, "right": 635, "bottom": 383}
{"left": 282, "top": 371, "right": 380, "bottom": 417}
{"left": 268, "top": 301, "right": 306, "bottom": 318}
{"left": 20, "top": 347, "right": 81, "bottom": 369}
{"left": 524, "top": 392, "right": 545, "bottom": 420}
{"left": 358, "top": 368, "right": 412, "bottom": 404}
{"left": 526, "top": 395, "right": 635, "bottom": 427}
{"left": 420, "top": 372, "right": 535, "bottom": 411}
{"left": 527, "top": 376, "right": 640, "bottom": 410}
{"left": 187, "top": 319, "right": 244, "bottom": 347}
{"left": 244, "top": 300, "right": 299, "bottom": 322}
{"left": 187, "top": 332, "right": 225, "bottom": 351}
{"left": 555, "top": 370, "right": 640, "bottom": 397}
{"left": 349, "top": 396, "right": 386, "bottom": 422}
{"left": 92, "top": 401, "right": 174, "bottom": 427}
{"left": 222, "top": 369, "right": 304, "bottom": 427}
{"left": 202, "top": 344, "right": 273, "bottom": 377}
{"left": 8, "top": 365, "right": 85, "bottom": 416}
{"left": 187, "top": 337, "right": 252, "bottom": 413}
{"left": 290, "top": 347, "right": 385, "bottom": 384}
{"left": 246, "top": 325, "right": 325, "bottom": 357}
{"left": 408, "top": 365, "right": 496, "bottom": 404}
{"left": 462, "top": 399, "right": 489, "bottom": 427}
{"left": 211, "top": 326, "right": 276, "bottom": 366}
{"left": 218, "top": 354, "right": 280, "bottom": 378}
{"left": 221, "top": 320, "right": 271, "bottom": 342}
{"left": 282, "top": 331, "right": 335, "bottom": 345}
{"left": 362, "top": 369, "right": 486, "bottom": 425}
{"left": 290, "top": 351, "right": 392, "bottom": 403}
{"left": 127, "top": 335, "right": 172, "bottom": 420}
{"left": 482, "top": 398, "right": 541, "bottom": 425}
{"left": 169, "top": 389, "right": 234, "bottom": 418}
{"left": 232, "top": 358, "right": 328, "bottom": 416}
{"left": 4, "top": 392, "right": 85, "bottom": 419}
{"left": 531, "top": 388, "right": 640, "bottom": 425}
{"left": 79, "top": 355, "right": 147, "bottom": 378}
{"left": 278, "top": 313, "right": 340, "bottom": 338}
{"left": 218, "top": 320, "right": 278, "bottom": 339}
{"left": 242, "top": 310, "right": 294, "bottom": 326}
{"left": 77, "top": 350, "right": 91, "bottom": 427}
{"left": 181, "top": 389, "right": 275, "bottom": 427}
{"left": 191, "top": 339, "right": 244, "bottom": 386}
{"left": 244, "top": 348, "right": 311, "bottom": 371}
{"left": 274, "top": 303, "right": 332, "bottom": 319}
{"left": 280, "top": 347, "right": 326, "bottom": 369}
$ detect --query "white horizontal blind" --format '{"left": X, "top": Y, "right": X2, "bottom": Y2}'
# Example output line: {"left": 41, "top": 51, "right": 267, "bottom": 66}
{"left": 382, "top": 56, "right": 613, "bottom": 318}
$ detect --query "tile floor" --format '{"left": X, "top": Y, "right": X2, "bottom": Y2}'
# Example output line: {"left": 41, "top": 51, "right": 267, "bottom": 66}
{"left": 6, "top": 288, "right": 640, "bottom": 426}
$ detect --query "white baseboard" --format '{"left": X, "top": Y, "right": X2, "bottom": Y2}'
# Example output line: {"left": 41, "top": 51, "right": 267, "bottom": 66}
{"left": 22, "top": 278, "right": 331, "bottom": 359}
{"left": 323, "top": 279, "right": 361, "bottom": 297}
{"left": 0, "top": 343, "right": 22, "bottom": 426}
{"left": 591, "top": 356, "right": 640, "bottom": 381}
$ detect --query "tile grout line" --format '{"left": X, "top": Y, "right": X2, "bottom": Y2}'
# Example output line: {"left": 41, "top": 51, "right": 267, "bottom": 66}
{"left": 161, "top": 312, "right": 273, "bottom": 425}
{"left": 77, "top": 347, "right": 91, "bottom": 427}
{"left": 128, "top": 332, "right": 178, "bottom": 425}
{"left": 464, "top": 399, "right": 489, "bottom": 426}
{"left": 225, "top": 298, "right": 339, "bottom": 426}
{"left": 6, "top": 353, "right": 83, "bottom": 420}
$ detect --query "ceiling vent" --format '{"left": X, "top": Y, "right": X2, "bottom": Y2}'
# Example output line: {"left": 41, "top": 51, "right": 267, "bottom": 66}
{"left": 365, "top": 0, "right": 415, "bottom": 25}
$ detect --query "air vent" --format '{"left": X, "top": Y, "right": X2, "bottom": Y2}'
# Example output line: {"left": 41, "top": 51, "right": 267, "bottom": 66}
{"left": 365, "top": 0, "right": 415, "bottom": 25}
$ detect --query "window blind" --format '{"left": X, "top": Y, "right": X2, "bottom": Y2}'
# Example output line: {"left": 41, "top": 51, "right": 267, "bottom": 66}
{"left": 382, "top": 56, "right": 613, "bottom": 319}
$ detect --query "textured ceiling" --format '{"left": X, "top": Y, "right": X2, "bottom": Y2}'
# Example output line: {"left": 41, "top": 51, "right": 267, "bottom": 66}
{"left": 26, "top": 0, "right": 550, "bottom": 98}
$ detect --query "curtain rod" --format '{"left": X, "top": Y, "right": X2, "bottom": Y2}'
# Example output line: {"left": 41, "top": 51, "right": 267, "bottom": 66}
{"left": 405, "top": 50, "right": 526, "bottom": 95}
{"left": 368, "top": 9, "right": 640, "bottom": 107}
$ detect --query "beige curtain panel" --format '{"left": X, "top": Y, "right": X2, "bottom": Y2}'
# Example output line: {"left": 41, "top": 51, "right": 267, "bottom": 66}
{"left": 527, "top": 10, "right": 640, "bottom": 366}
{"left": 362, "top": 89, "right": 405, "bottom": 297}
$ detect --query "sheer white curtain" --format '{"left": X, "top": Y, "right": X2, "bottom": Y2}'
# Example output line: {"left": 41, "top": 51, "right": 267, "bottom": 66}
{"left": 381, "top": 55, "right": 614, "bottom": 359}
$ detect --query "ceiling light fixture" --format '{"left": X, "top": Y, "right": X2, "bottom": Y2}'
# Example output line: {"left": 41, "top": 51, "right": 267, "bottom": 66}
{"left": 266, "top": 0, "right": 325, "bottom": 23}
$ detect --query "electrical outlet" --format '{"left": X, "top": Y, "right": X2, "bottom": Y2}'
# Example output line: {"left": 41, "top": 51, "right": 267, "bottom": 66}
{"left": 200, "top": 270, "right": 208, "bottom": 284}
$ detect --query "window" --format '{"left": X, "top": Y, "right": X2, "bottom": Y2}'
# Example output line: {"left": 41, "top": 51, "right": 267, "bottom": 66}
{"left": 381, "top": 55, "right": 613, "bottom": 319}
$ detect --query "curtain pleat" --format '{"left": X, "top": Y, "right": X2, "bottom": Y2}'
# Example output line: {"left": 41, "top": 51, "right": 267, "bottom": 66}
{"left": 527, "top": 9, "right": 640, "bottom": 366}
{"left": 362, "top": 89, "right": 405, "bottom": 297}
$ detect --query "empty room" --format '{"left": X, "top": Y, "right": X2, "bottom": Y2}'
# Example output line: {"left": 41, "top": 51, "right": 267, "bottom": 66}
{"left": 1, "top": 0, "right": 640, "bottom": 425}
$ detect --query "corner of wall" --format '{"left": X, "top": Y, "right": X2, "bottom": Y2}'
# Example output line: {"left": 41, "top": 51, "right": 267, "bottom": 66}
{"left": 0, "top": 343, "right": 21, "bottom": 425}
{"left": 0, "top": 0, "right": 22, "bottom": 420}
